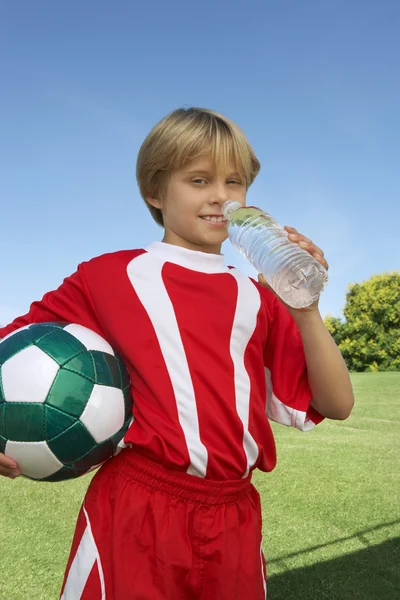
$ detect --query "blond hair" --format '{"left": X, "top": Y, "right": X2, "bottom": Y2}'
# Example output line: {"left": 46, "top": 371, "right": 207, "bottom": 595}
{"left": 136, "top": 107, "right": 260, "bottom": 226}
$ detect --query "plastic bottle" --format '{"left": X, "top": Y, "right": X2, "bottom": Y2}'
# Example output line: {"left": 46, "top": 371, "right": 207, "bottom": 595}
{"left": 221, "top": 200, "right": 328, "bottom": 309}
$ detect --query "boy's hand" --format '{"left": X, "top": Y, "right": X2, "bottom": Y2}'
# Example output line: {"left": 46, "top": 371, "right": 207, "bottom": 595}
{"left": 258, "top": 225, "right": 329, "bottom": 318}
{"left": 0, "top": 453, "right": 21, "bottom": 479}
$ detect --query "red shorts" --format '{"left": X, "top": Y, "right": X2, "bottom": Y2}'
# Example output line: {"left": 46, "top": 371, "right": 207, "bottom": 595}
{"left": 60, "top": 449, "right": 267, "bottom": 599}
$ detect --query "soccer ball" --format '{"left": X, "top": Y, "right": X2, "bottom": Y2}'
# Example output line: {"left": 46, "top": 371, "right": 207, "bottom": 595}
{"left": 0, "top": 323, "right": 133, "bottom": 481}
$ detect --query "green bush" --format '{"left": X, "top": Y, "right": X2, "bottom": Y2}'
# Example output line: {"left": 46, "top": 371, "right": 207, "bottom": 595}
{"left": 324, "top": 272, "right": 400, "bottom": 372}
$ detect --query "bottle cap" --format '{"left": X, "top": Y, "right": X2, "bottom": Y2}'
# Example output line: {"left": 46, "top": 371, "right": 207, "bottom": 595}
{"left": 221, "top": 200, "right": 243, "bottom": 219}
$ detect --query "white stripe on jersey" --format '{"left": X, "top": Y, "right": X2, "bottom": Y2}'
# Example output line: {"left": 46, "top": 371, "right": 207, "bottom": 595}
{"left": 61, "top": 505, "right": 105, "bottom": 600}
{"left": 127, "top": 253, "right": 209, "bottom": 478}
{"left": 264, "top": 367, "right": 315, "bottom": 431}
{"left": 229, "top": 270, "right": 261, "bottom": 477}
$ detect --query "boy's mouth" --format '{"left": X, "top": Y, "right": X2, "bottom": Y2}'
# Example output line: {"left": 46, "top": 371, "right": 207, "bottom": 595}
{"left": 200, "top": 215, "right": 227, "bottom": 224}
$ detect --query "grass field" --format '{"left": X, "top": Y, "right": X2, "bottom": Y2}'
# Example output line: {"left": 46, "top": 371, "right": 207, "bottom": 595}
{"left": 1, "top": 372, "right": 399, "bottom": 599}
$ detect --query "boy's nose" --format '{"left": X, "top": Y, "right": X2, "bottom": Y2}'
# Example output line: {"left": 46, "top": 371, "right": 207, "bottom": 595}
{"left": 208, "top": 185, "right": 230, "bottom": 206}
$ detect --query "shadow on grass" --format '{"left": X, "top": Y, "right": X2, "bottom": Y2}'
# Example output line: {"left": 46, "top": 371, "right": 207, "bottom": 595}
{"left": 267, "top": 536, "right": 400, "bottom": 600}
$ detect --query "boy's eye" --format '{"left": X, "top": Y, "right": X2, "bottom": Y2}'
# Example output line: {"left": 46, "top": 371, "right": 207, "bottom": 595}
{"left": 191, "top": 177, "right": 242, "bottom": 185}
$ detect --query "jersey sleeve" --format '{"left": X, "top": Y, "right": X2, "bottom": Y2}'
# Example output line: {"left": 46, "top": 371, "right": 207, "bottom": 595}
{"left": 261, "top": 288, "right": 324, "bottom": 431}
{"left": 0, "top": 264, "right": 103, "bottom": 341}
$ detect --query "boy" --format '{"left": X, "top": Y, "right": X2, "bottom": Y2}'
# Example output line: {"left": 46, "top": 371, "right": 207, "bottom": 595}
{"left": 0, "top": 107, "right": 354, "bottom": 599}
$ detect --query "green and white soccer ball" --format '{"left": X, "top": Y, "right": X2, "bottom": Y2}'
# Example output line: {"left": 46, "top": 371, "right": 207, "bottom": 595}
{"left": 0, "top": 323, "right": 133, "bottom": 481}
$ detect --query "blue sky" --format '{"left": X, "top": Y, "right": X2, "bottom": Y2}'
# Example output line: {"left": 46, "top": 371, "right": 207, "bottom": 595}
{"left": 0, "top": 0, "right": 399, "bottom": 325}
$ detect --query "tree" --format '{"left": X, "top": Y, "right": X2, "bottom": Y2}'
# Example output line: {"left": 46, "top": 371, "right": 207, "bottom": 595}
{"left": 324, "top": 272, "right": 400, "bottom": 372}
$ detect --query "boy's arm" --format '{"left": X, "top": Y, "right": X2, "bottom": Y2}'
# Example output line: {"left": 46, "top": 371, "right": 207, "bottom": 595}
{"left": 261, "top": 284, "right": 323, "bottom": 431}
{"left": 290, "top": 309, "right": 354, "bottom": 420}
{"left": 0, "top": 262, "right": 104, "bottom": 479}
{"left": 259, "top": 224, "right": 354, "bottom": 421}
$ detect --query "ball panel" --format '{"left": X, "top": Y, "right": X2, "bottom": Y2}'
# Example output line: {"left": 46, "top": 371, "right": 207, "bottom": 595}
{"left": 44, "top": 405, "right": 77, "bottom": 440}
{"left": 122, "top": 384, "right": 133, "bottom": 421}
{"left": 0, "top": 403, "right": 4, "bottom": 433}
{"left": 5, "top": 440, "right": 64, "bottom": 480}
{"left": 0, "top": 325, "right": 32, "bottom": 345}
{"left": 4, "top": 403, "right": 45, "bottom": 442}
{"left": 35, "top": 328, "right": 87, "bottom": 366}
{"left": 24, "top": 323, "right": 68, "bottom": 340}
{"left": 46, "top": 369, "right": 94, "bottom": 417}
{"left": 63, "top": 352, "right": 96, "bottom": 382}
{"left": 0, "top": 328, "right": 34, "bottom": 365}
{"left": 47, "top": 421, "right": 96, "bottom": 464}
{"left": 2, "top": 345, "right": 59, "bottom": 404}
{"left": 91, "top": 352, "right": 122, "bottom": 387}
{"left": 41, "top": 465, "right": 87, "bottom": 482}
{"left": 73, "top": 439, "right": 114, "bottom": 473}
{"left": 63, "top": 324, "right": 114, "bottom": 354}
{"left": 80, "top": 385, "right": 125, "bottom": 444}
{"left": 117, "top": 357, "right": 131, "bottom": 389}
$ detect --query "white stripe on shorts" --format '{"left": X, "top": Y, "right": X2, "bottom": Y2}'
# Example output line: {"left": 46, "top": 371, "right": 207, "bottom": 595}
{"left": 261, "top": 541, "right": 267, "bottom": 599}
{"left": 61, "top": 505, "right": 105, "bottom": 599}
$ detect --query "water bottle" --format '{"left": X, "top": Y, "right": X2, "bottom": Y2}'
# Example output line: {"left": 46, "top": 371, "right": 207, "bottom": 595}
{"left": 221, "top": 200, "right": 328, "bottom": 309}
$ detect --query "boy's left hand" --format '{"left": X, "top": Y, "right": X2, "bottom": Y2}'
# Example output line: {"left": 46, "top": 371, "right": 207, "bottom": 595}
{"left": 258, "top": 225, "right": 329, "bottom": 317}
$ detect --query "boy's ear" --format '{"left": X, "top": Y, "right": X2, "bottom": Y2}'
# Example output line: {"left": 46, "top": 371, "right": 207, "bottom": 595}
{"left": 147, "top": 196, "right": 163, "bottom": 209}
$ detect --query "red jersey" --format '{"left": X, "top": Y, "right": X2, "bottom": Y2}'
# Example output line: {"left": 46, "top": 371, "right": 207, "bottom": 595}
{"left": 0, "top": 242, "right": 323, "bottom": 480}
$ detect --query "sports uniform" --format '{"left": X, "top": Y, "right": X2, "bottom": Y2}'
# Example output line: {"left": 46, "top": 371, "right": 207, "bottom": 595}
{"left": 0, "top": 242, "right": 323, "bottom": 599}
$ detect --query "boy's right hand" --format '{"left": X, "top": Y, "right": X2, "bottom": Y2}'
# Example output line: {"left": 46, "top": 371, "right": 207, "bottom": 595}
{"left": 0, "top": 453, "right": 21, "bottom": 479}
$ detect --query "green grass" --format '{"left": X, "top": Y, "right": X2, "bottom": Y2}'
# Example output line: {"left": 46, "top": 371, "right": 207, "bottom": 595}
{"left": 1, "top": 373, "right": 399, "bottom": 599}
{"left": 255, "top": 372, "right": 400, "bottom": 598}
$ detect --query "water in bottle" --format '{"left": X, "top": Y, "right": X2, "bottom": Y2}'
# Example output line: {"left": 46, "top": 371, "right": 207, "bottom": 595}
{"left": 221, "top": 200, "right": 328, "bottom": 309}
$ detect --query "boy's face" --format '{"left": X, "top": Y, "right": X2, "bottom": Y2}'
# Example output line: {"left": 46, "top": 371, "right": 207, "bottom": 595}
{"left": 148, "top": 156, "right": 246, "bottom": 254}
